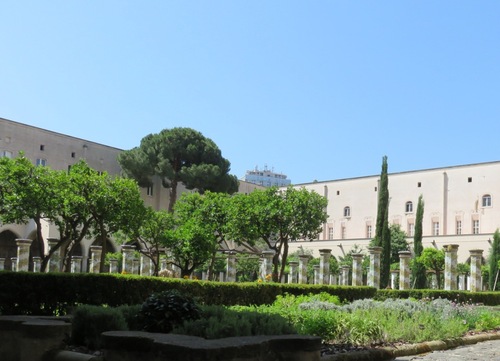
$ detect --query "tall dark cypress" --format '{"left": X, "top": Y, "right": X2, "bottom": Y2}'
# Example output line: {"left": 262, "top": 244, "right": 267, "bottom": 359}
{"left": 375, "top": 156, "right": 390, "bottom": 287}
{"left": 489, "top": 229, "right": 500, "bottom": 291}
{"left": 413, "top": 195, "right": 426, "bottom": 288}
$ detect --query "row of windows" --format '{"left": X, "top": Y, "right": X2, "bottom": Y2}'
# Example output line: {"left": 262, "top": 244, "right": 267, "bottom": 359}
{"left": 328, "top": 219, "right": 483, "bottom": 240}
{"left": 2, "top": 146, "right": 78, "bottom": 159}
{"left": 342, "top": 195, "right": 493, "bottom": 219}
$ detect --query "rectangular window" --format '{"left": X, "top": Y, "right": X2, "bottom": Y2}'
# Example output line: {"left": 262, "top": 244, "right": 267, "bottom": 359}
{"left": 36, "top": 158, "right": 47, "bottom": 166}
{"left": 473, "top": 220, "right": 480, "bottom": 234}
{"left": 341, "top": 226, "right": 346, "bottom": 239}
{"left": 1, "top": 150, "right": 12, "bottom": 158}
{"left": 408, "top": 223, "right": 415, "bottom": 237}
{"left": 146, "top": 185, "right": 154, "bottom": 196}
{"left": 366, "top": 225, "right": 372, "bottom": 239}
{"left": 67, "top": 165, "right": 72, "bottom": 173}
{"left": 40, "top": 145, "right": 45, "bottom": 151}
{"left": 328, "top": 227, "right": 334, "bottom": 240}
{"left": 71, "top": 152, "right": 76, "bottom": 158}
{"left": 432, "top": 222, "right": 440, "bottom": 236}
{"left": 456, "top": 220, "right": 462, "bottom": 235}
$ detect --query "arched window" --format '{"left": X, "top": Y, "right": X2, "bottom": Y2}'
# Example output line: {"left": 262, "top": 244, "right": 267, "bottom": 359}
{"left": 343, "top": 206, "right": 351, "bottom": 217}
{"left": 405, "top": 201, "right": 413, "bottom": 213}
{"left": 482, "top": 194, "right": 492, "bottom": 207}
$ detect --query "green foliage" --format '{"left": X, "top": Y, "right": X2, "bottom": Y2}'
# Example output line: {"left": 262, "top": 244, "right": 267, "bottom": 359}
{"left": 412, "top": 195, "right": 427, "bottom": 289}
{"left": 390, "top": 224, "right": 409, "bottom": 263}
{"left": 417, "top": 247, "right": 445, "bottom": 289}
{"left": 118, "top": 127, "right": 238, "bottom": 212}
{"left": 374, "top": 156, "right": 391, "bottom": 288}
{"left": 71, "top": 305, "right": 128, "bottom": 349}
{"left": 138, "top": 290, "right": 201, "bottom": 333}
{"left": 173, "top": 304, "right": 296, "bottom": 339}
{"left": 489, "top": 229, "right": 500, "bottom": 291}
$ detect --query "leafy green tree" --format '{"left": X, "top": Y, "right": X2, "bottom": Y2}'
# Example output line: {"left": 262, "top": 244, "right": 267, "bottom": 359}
{"left": 417, "top": 247, "right": 445, "bottom": 289}
{"left": 374, "top": 156, "right": 390, "bottom": 288}
{"left": 228, "top": 186, "right": 328, "bottom": 282}
{"left": 390, "top": 224, "right": 409, "bottom": 263}
{"left": 118, "top": 127, "right": 239, "bottom": 212}
{"left": 412, "top": 195, "right": 426, "bottom": 288}
{"left": 488, "top": 229, "right": 500, "bottom": 291}
{"left": 235, "top": 253, "right": 260, "bottom": 282}
{"left": 0, "top": 154, "right": 61, "bottom": 271}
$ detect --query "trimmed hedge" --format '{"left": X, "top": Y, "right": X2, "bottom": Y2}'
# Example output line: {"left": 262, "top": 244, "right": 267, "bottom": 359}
{"left": 375, "top": 289, "right": 500, "bottom": 306}
{"left": 0, "top": 271, "right": 375, "bottom": 315}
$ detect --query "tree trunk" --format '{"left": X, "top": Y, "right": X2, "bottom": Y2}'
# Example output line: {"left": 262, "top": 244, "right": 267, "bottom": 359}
{"left": 99, "top": 223, "right": 107, "bottom": 273}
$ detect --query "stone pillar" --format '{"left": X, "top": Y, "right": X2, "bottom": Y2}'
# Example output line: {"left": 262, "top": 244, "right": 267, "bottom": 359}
{"left": 89, "top": 246, "right": 102, "bottom": 273}
{"left": 390, "top": 270, "right": 399, "bottom": 289}
{"left": 352, "top": 253, "right": 363, "bottom": 286}
{"left": 427, "top": 270, "right": 437, "bottom": 289}
{"left": 16, "top": 238, "right": 32, "bottom": 272}
{"left": 341, "top": 265, "right": 350, "bottom": 286}
{"left": 0, "top": 258, "right": 4, "bottom": 270}
{"left": 109, "top": 259, "right": 118, "bottom": 273}
{"left": 121, "top": 245, "right": 136, "bottom": 274}
{"left": 319, "top": 249, "right": 332, "bottom": 285}
{"left": 288, "top": 261, "right": 298, "bottom": 284}
{"left": 160, "top": 258, "right": 167, "bottom": 271}
{"left": 444, "top": 244, "right": 459, "bottom": 290}
{"left": 219, "top": 271, "right": 225, "bottom": 282}
{"left": 313, "top": 265, "right": 320, "bottom": 284}
{"left": 330, "top": 274, "right": 338, "bottom": 285}
{"left": 32, "top": 257, "right": 41, "bottom": 273}
{"left": 47, "top": 238, "right": 61, "bottom": 272}
{"left": 398, "top": 251, "right": 411, "bottom": 290}
{"left": 132, "top": 258, "right": 139, "bottom": 275}
{"left": 226, "top": 252, "right": 236, "bottom": 282}
{"left": 368, "top": 246, "right": 382, "bottom": 289}
{"left": 458, "top": 274, "right": 466, "bottom": 290}
{"left": 261, "top": 251, "right": 275, "bottom": 281}
{"left": 11, "top": 257, "right": 17, "bottom": 272}
{"left": 140, "top": 254, "right": 151, "bottom": 276}
{"left": 298, "top": 255, "right": 309, "bottom": 284}
{"left": 71, "top": 256, "right": 82, "bottom": 273}
{"left": 469, "top": 249, "right": 483, "bottom": 292}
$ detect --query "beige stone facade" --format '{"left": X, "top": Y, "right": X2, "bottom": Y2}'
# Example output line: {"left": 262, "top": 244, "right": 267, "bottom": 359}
{"left": 288, "top": 162, "right": 500, "bottom": 262}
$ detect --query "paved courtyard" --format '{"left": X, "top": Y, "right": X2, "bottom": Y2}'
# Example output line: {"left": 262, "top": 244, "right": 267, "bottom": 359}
{"left": 393, "top": 339, "right": 500, "bottom": 360}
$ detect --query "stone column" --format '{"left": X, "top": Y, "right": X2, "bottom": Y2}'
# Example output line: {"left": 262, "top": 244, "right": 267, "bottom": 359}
{"left": 330, "top": 274, "right": 338, "bottom": 285}
{"left": 319, "top": 249, "right": 332, "bottom": 285}
{"left": 0, "top": 258, "right": 4, "bottom": 270}
{"left": 160, "top": 258, "right": 167, "bottom": 271}
{"left": 398, "top": 251, "right": 411, "bottom": 290}
{"left": 132, "top": 258, "right": 139, "bottom": 275}
{"left": 368, "top": 246, "right": 382, "bottom": 289}
{"left": 32, "top": 257, "right": 41, "bottom": 273}
{"left": 352, "top": 253, "right": 363, "bottom": 286}
{"left": 121, "top": 245, "right": 135, "bottom": 274}
{"left": 390, "top": 269, "right": 399, "bottom": 289}
{"left": 313, "top": 265, "right": 320, "bottom": 284}
{"left": 469, "top": 249, "right": 483, "bottom": 292}
{"left": 140, "top": 254, "right": 151, "bottom": 276}
{"left": 71, "top": 256, "right": 82, "bottom": 273}
{"left": 16, "top": 238, "right": 32, "bottom": 272}
{"left": 261, "top": 251, "right": 275, "bottom": 281}
{"left": 298, "top": 255, "right": 310, "bottom": 284}
{"left": 444, "top": 244, "right": 459, "bottom": 290}
{"left": 47, "top": 238, "right": 61, "bottom": 272}
{"left": 458, "top": 274, "right": 466, "bottom": 290}
{"left": 219, "top": 271, "right": 225, "bottom": 282}
{"left": 226, "top": 252, "right": 236, "bottom": 282}
{"left": 11, "top": 257, "right": 17, "bottom": 272}
{"left": 109, "top": 259, "right": 118, "bottom": 273}
{"left": 288, "top": 261, "right": 298, "bottom": 284}
{"left": 427, "top": 270, "right": 437, "bottom": 289}
{"left": 89, "top": 246, "right": 102, "bottom": 273}
{"left": 341, "top": 265, "right": 350, "bottom": 286}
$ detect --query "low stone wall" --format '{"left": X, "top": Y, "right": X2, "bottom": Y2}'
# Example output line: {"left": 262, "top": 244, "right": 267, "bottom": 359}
{"left": 0, "top": 315, "right": 71, "bottom": 361}
{"left": 102, "top": 331, "right": 322, "bottom": 361}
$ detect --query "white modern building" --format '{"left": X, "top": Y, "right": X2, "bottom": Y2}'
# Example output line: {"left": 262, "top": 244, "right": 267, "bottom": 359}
{"left": 243, "top": 165, "right": 291, "bottom": 187}
{"left": 288, "top": 162, "right": 500, "bottom": 263}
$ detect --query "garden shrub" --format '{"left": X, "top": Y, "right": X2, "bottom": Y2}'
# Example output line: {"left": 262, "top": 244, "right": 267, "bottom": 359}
{"left": 115, "top": 304, "right": 142, "bottom": 330}
{"left": 71, "top": 305, "right": 128, "bottom": 349}
{"left": 172, "top": 304, "right": 296, "bottom": 339}
{"left": 138, "top": 289, "right": 200, "bottom": 333}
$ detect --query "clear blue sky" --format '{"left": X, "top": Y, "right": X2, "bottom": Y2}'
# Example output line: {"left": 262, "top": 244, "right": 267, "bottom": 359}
{"left": 1, "top": 1, "right": 499, "bottom": 184}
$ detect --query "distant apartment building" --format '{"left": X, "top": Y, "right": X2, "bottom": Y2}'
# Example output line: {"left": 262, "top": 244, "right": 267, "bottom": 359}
{"left": 243, "top": 165, "right": 291, "bottom": 187}
{"left": 287, "top": 162, "right": 500, "bottom": 262}
{"left": 0, "top": 117, "right": 263, "bottom": 270}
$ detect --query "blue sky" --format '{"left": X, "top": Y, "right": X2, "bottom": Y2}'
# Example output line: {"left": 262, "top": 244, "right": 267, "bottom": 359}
{"left": 1, "top": 1, "right": 499, "bottom": 184}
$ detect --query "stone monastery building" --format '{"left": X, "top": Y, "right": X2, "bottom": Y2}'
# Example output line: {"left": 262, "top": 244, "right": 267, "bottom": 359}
{"left": 1, "top": 117, "right": 499, "bottom": 269}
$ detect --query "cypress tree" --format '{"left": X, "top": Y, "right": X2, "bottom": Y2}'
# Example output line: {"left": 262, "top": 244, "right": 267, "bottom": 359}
{"left": 489, "top": 229, "right": 500, "bottom": 291}
{"left": 413, "top": 195, "right": 426, "bottom": 288}
{"left": 375, "top": 156, "right": 390, "bottom": 287}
